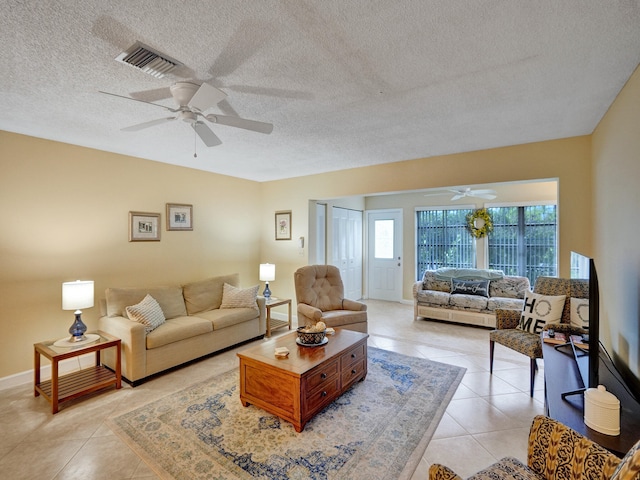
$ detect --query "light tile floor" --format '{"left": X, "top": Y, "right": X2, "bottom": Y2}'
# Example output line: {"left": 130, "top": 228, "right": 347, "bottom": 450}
{"left": 0, "top": 300, "right": 546, "bottom": 479}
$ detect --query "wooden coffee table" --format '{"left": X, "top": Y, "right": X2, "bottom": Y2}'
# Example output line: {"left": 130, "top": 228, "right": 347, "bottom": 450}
{"left": 237, "top": 328, "right": 368, "bottom": 432}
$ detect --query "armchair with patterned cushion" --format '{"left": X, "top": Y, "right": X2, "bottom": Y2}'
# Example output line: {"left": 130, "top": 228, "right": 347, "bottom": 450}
{"left": 489, "top": 277, "right": 589, "bottom": 396}
{"left": 429, "top": 414, "right": 640, "bottom": 480}
{"left": 294, "top": 264, "right": 368, "bottom": 333}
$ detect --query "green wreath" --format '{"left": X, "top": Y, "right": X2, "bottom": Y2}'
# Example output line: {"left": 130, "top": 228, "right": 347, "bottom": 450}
{"left": 466, "top": 208, "right": 493, "bottom": 238}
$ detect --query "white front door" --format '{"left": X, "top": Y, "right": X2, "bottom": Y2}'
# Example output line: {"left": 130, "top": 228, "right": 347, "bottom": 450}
{"left": 367, "top": 209, "right": 403, "bottom": 301}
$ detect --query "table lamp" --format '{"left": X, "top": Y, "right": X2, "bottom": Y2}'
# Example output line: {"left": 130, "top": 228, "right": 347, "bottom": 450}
{"left": 259, "top": 263, "right": 276, "bottom": 300}
{"left": 62, "top": 280, "right": 94, "bottom": 342}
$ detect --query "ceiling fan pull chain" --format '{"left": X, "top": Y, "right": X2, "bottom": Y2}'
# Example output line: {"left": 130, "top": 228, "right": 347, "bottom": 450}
{"left": 193, "top": 128, "right": 198, "bottom": 158}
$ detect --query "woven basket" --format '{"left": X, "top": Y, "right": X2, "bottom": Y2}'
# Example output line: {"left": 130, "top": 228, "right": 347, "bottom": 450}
{"left": 297, "top": 326, "right": 326, "bottom": 345}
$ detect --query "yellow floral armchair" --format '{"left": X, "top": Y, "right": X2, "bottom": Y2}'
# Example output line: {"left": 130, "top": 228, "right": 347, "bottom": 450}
{"left": 429, "top": 415, "right": 640, "bottom": 480}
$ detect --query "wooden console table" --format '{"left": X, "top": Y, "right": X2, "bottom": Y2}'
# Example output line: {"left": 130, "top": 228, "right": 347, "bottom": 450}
{"left": 542, "top": 340, "right": 640, "bottom": 457}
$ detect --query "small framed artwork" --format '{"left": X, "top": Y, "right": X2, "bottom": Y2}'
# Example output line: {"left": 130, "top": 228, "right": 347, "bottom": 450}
{"left": 275, "top": 210, "right": 292, "bottom": 240}
{"left": 129, "top": 212, "right": 161, "bottom": 242}
{"left": 166, "top": 203, "right": 193, "bottom": 231}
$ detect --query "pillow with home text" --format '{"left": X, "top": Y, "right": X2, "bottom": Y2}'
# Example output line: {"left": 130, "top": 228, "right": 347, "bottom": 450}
{"left": 517, "top": 291, "right": 566, "bottom": 334}
{"left": 570, "top": 297, "right": 589, "bottom": 330}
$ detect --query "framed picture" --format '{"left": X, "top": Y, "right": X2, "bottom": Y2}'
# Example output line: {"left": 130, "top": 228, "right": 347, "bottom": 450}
{"left": 275, "top": 210, "right": 292, "bottom": 240}
{"left": 166, "top": 203, "right": 193, "bottom": 231}
{"left": 129, "top": 212, "right": 161, "bottom": 242}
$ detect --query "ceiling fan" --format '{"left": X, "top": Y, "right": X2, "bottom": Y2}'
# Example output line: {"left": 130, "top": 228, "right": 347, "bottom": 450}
{"left": 424, "top": 188, "right": 497, "bottom": 201}
{"left": 99, "top": 81, "right": 273, "bottom": 148}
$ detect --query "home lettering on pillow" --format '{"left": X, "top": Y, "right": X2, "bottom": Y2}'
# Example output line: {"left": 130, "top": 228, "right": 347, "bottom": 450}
{"left": 517, "top": 291, "right": 566, "bottom": 334}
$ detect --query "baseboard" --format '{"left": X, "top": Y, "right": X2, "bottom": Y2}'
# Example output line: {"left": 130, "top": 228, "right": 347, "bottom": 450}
{"left": 0, "top": 352, "right": 96, "bottom": 391}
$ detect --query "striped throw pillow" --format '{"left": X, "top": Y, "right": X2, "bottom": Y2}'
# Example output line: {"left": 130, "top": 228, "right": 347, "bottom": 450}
{"left": 220, "top": 283, "right": 259, "bottom": 310}
{"left": 126, "top": 294, "right": 166, "bottom": 333}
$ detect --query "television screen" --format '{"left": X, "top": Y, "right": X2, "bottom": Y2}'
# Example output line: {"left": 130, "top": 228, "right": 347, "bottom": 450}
{"left": 570, "top": 251, "right": 599, "bottom": 391}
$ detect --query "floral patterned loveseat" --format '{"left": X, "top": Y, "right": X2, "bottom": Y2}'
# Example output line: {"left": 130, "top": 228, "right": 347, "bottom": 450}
{"left": 413, "top": 268, "right": 530, "bottom": 328}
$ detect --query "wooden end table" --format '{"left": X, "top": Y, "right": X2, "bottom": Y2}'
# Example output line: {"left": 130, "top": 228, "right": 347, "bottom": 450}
{"left": 34, "top": 330, "right": 121, "bottom": 413}
{"left": 265, "top": 297, "right": 292, "bottom": 337}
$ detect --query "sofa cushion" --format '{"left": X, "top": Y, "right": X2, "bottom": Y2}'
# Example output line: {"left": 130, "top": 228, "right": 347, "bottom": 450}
{"left": 422, "top": 271, "right": 452, "bottom": 293}
{"left": 125, "top": 294, "right": 166, "bottom": 333}
{"left": 416, "top": 289, "right": 450, "bottom": 306}
{"left": 182, "top": 274, "right": 240, "bottom": 315}
{"left": 146, "top": 316, "right": 213, "bottom": 349}
{"left": 517, "top": 291, "right": 566, "bottom": 334}
{"left": 451, "top": 278, "right": 490, "bottom": 297}
{"left": 489, "top": 275, "right": 531, "bottom": 299}
{"left": 449, "top": 294, "right": 488, "bottom": 310}
{"left": 220, "top": 283, "right": 259, "bottom": 310}
{"left": 321, "top": 309, "right": 368, "bottom": 327}
{"left": 487, "top": 297, "right": 525, "bottom": 312}
{"left": 106, "top": 286, "right": 187, "bottom": 319}
{"left": 197, "top": 307, "right": 260, "bottom": 330}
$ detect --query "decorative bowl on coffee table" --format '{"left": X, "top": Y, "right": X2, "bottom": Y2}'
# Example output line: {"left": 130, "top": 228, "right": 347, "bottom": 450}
{"left": 296, "top": 326, "right": 327, "bottom": 345}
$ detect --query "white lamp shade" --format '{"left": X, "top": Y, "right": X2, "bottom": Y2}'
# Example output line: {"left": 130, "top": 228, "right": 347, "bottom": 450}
{"left": 259, "top": 263, "right": 276, "bottom": 282}
{"left": 62, "top": 280, "right": 94, "bottom": 310}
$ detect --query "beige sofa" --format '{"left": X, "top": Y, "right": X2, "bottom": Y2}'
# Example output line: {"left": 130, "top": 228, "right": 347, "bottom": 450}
{"left": 413, "top": 268, "right": 530, "bottom": 328}
{"left": 98, "top": 273, "right": 265, "bottom": 385}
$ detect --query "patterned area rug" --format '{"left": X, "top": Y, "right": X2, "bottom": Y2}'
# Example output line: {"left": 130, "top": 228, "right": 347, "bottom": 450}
{"left": 108, "top": 347, "right": 465, "bottom": 479}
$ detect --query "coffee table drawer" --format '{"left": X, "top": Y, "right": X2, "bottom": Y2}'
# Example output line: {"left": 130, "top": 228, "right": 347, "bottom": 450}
{"left": 306, "top": 376, "right": 341, "bottom": 413}
{"left": 341, "top": 342, "right": 366, "bottom": 369}
{"left": 342, "top": 358, "right": 366, "bottom": 385}
{"left": 304, "top": 359, "right": 339, "bottom": 391}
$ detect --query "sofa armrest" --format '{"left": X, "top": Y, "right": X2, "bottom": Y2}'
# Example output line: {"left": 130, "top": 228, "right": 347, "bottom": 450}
{"left": 98, "top": 315, "right": 147, "bottom": 382}
{"left": 528, "top": 415, "right": 620, "bottom": 480}
{"left": 297, "top": 303, "right": 323, "bottom": 324}
{"left": 495, "top": 308, "right": 521, "bottom": 329}
{"left": 413, "top": 280, "right": 424, "bottom": 299}
{"left": 428, "top": 463, "right": 463, "bottom": 480}
{"left": 342, "top": 298, "right": 366, "bottom": 311}
{"left": 256, "top": 296, "right": 266, "bottom": 334}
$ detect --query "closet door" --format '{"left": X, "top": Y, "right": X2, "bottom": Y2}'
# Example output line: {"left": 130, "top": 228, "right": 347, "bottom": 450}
{"left": 332, "top": 207, "right": 363, "bottom": 300}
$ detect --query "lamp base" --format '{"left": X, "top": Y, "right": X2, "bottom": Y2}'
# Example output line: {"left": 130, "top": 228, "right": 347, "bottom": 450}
{"left": 263, "top": 282, "right": 271, "bottom": 300}
{"left": 68, "top": 311, "right": 88, "bottom": 342}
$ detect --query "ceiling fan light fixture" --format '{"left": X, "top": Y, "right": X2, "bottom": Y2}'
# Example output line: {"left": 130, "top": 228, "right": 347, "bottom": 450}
{"left": 115, "top": 42, "right": 183, "bottom": 79}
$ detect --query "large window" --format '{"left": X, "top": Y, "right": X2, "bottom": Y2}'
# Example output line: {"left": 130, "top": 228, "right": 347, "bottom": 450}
{"left": 416, "top": 208, "right": 475, "bottom": 279}
{"left": 487, "top": 205, "right": 557, "bottom": 284}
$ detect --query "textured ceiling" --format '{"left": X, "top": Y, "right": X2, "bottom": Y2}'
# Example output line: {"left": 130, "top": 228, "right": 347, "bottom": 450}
{"left": 1, "top": 1, "right": 639, "bottom": 182}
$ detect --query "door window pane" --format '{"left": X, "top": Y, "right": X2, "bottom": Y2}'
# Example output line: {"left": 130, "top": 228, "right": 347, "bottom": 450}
{"left": 374, "top": 220, "right": 394, "bottom": 259}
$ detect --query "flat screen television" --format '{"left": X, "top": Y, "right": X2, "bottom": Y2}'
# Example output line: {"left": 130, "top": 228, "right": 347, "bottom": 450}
{"left": 568, "top": 251, "right": 599, "bottom": 394}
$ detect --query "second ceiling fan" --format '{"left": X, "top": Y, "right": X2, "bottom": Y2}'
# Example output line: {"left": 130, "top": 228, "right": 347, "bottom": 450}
{"left": 100, "top": 81, "right": 273, "bottom": 147}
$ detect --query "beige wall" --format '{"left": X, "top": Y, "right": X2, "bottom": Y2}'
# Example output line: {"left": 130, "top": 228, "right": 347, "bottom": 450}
{"left": 261, "top": 137, "right": 591, "bottom": 302}
{"left": 0, "top": 132, "right": 262, "bottom": 378}
{"left": 592, "top": 64, "right": 640, "bottom": 392}
{"left": 0, "top": 127, "right": 593, "bottom": 380}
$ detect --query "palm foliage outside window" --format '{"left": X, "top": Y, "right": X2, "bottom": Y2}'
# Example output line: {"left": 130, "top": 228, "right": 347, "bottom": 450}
{"left": 416, "top": 208, "right": 475, "bottom": 280}
{"left": 487, "top": 205, "right": 557, "bottom": 284}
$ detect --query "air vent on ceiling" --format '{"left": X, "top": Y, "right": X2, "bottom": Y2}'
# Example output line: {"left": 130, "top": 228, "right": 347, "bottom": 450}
{"left": 115, "top": 42, "right": 182, "bottom": 79}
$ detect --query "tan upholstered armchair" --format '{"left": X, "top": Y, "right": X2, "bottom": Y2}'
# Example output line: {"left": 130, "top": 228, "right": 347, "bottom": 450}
{"left": 429, "top": 414, "right": 640, "bottom": 480}
{"left": 294, "top": 265, "right": 368, "bottom": 333}
{"left": 489, "top": 277, "right": 588, "bottom": 396}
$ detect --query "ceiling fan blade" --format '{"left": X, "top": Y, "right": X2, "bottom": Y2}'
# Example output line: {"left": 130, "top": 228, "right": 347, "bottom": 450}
{"left": 99, "top": 90, "right": 178, "bottom": 112}
{"left": 121, "top": 117, "right": 176, "bottom": 131}
{"left": 470, "top": 189, "right": 497, "bottom": 196}
{"left": 188, "top": 83, "right": 227, "bottom": 112}
{"left": 474, "top": 193, "right": 497, "bottom": 199}
{"left": 451, "top": 194, "right": 465, "bottom": 201}
{"left": 192, "top": 121, "right": 222, "bottom": 147}
{"left": 205, "top": 114, "right": 273, "bottom": 134}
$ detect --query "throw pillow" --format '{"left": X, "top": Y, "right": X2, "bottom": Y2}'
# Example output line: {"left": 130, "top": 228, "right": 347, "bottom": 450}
{"left": 517, "top": 291, "right": 566, "bottom": 334}
{"left": 125, "top": 294, "right": 166, "bottom": 333}
{"left": 220, "top": 283, "right": 259, "bottom": 310}
{"left": 451, "top": 278, "right": 490, "bottom": 297}
{"left": 570, "top": 297, "right": 589, "bottom": 330}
